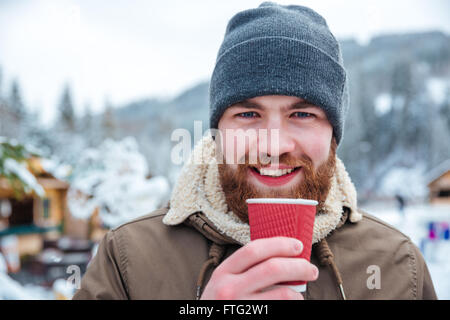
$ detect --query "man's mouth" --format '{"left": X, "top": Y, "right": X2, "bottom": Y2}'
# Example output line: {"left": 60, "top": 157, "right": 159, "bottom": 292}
{"left": 248, "top": 166, "right": 302, "bottom": 186}
{"left": 251, "top": 166, "right": 300, "bottom": 177}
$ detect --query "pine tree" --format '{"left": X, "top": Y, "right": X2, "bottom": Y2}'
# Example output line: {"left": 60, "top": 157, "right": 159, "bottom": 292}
{"left": 0, "top": 138, "right": 44, "bottom": 199}
{"left": 9, "top": 80, "right": 25, "bottom": 119}
{"left": 0, "top": 80, "right": 27, "bottom": 140}
{"left": 51, "top": 85, "right": 88, "bottom": 166}
{"left": 58, "top": 85, "right": 76, "bottom": 132}
{"left": 0, "top": 67, "right": 5, "bottom": 136}
{"left": 390, "top": 60, "right": 416, "bottom": 153}
{"left": 0, "top": 67, "right": 3, "bottom": 97}
{"left": 440, "top": 88, "right": 450, "bottom": 130}
{"left": 83, "top": 103, "right": 93, "bottom": 132}
{"left": 102, "top": 100, "right": 117, "bottom": 140}
{"left": 81, "top": 102, "right": 98, "bottom": 147}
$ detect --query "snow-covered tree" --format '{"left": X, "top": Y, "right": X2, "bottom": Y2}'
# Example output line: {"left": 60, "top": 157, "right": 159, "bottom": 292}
{"left": 9, "top": 80, "right": 25, "bottom": 122}
{"left": 101, "top": 100, "right": 117, "bottom": 140}
{"left": 49, "top": 85, "right": 88, "bottom": 166}
{"left": 58, "top": 85, "right": 76, "bottom": 133}
{"left": 0, "top": 138, "right": 45, "bottom": 199}
{"left": 67, "top": 137, "right": 170, "bottom": 228}
{"left": 80, "top": 103, "right": 99, "bottom": 148}
{"left": 0, "top": 67, "right": 3, "bottom": 98}
{"left": 440, "top": 88, "right": 450, "bottom": 129}
{"left": 0, "top": 80, "right": 27, "bottom": 140}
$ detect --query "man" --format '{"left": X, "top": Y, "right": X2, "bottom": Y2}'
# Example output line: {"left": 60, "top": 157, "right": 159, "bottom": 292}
{"left": 73, "top": 2, "right": 436, "bottom": 300}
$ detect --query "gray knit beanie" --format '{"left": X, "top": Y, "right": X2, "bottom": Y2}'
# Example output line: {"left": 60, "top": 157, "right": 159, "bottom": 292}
{"left": 209, "top": 1, "right": 349, "bottom": 145}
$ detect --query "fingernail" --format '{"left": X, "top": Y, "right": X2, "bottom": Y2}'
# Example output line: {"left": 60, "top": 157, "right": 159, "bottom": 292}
{"left": 293, "top": 239, "right": 303, "bottom": 253}
{"left": 312, "top": 265, "right": 319, "bottom": 278}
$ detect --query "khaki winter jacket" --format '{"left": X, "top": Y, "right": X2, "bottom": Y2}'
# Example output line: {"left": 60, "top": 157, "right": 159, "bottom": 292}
{"left": 72, "top": 134, "right": 437, "bottom": 300}
{"left": 72, "top": 205, "right": 436, "bottom": 300}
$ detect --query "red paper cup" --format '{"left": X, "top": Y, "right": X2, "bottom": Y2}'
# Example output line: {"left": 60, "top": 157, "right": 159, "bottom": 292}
{"left": 246, "top": 198, "right": 318, "bottom": 293}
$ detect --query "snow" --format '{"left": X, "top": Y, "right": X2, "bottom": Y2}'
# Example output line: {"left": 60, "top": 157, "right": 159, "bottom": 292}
{"left": 0, "top": 252, "right": 7, "bottom": 273}
{"left": 67, "top": 137, "right": 170, "bottom": 228}
{"left": 0, "top": 272, "right": 40, "bottom": 300}
{"left": 378, "top": 164, "right": 428, "bottom": 198}
{"left": 3, "top": 158, "right": 45, "bottom": 197}
{"left": 361, "top": 202, "right": 450, "bottom": 299}
{"left": 0, "top": 253, "right": 54, "bottom": 300}
{"left": 426, "top": 77, "right": 450, "bottom": 105}
{"left": 40, "top": 157, "right": 72, "bottom": 181}
{"left": 52, "top": 278, "right": 76, "bottom": 300}
{"left": 374, "top": 93, "right": 392, "bottom": 116}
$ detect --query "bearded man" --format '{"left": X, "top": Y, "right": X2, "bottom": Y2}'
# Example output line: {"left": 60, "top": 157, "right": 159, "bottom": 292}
{"left": 73, "top": 2, "right": 436, "bottom": 300}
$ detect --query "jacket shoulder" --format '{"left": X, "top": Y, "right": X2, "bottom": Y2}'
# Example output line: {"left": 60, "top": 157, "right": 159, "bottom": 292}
{"left": 111, "top": 208, "right": 212, "bottom": 299}
{"left": 328, "top": 208, "right": 437, "bottom": 299}
{"left": 111, "top": 206, "right": 170, "bottom": 231}
{"left": 75, "top": 207, "right": 211, "bottom": 299}
{"left": 358, "top": 209, "right": 413, "bottom": 241}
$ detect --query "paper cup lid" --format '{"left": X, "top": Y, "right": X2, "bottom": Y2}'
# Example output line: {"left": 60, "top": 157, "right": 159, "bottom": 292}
{"left": 270, "top": 284, "right": 307, "bottom": 293}
{"left": 288, "top": 284, "right": 307, "bottom": 293}
{"left": 246, "top": 198, "right": 318, "bottom": 206}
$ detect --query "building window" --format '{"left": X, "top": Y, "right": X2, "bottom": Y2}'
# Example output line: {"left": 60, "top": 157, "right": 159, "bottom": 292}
{"left": 437, "top": 189, "right": 450, "bottom": 198}
{"left": 43, "top": 198, "right": 50, "bottom": 219}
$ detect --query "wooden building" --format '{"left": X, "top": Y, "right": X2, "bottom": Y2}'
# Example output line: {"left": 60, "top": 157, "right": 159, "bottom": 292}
{"left": 0, "top": 157, "right": 70, "bottom": 267}
{"left": 0, "top": 157, "right": 110, "bottom": 278}
{"left": 427, "top": 159, "right": 450, "bottom": 205}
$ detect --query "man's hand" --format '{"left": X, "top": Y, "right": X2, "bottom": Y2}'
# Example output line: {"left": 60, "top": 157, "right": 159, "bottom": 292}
{"left": 200, "top": 237, "right": 319, "bottom": 300}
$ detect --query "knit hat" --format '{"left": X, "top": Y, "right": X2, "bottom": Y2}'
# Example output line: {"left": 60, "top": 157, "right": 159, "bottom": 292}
{"left": 209, "top": 1, "right": 349, "bottom": 145}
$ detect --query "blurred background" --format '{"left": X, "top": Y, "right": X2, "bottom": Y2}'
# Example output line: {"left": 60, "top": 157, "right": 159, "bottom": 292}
{"left": 0, "top": 0, "right": 449, "bottom": 299}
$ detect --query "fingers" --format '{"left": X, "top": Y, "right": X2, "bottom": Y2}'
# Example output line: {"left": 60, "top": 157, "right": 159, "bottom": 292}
{"left": 242, "top": 257, "right": 318, "bottom": 293}
{"left": 217, "top": 237, "right": 303, "bottom": 274}
{"left": 248, "top": 286, "right": 304, "bottom": 300}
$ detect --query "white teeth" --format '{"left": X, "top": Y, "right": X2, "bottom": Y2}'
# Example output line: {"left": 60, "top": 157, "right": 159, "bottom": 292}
{"left": 258, "top": 167, "right": 295, "bottom": 177}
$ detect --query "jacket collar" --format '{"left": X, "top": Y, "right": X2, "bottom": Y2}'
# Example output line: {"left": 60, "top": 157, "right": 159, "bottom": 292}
{"left": 163, "top": 134, "right": 362, "bottom": 245}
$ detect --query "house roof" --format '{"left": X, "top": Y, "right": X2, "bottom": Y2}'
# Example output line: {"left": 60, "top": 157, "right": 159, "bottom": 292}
{"left": 37, "top": 177, "right": 69, "bottom": 190}
{"left": 0, "top": 157, "right": 69, "bottom": 195}
{"left": 426, "top": 159, "right": 450, "bottom": 186}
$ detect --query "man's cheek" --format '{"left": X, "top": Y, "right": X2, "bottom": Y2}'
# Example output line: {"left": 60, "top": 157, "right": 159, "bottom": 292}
{"left": 223, "top": 137, "right": 255, "bottom": 165}
{"left": 220, "top": 137, "right": 237, "bottom": 165}
{"left": 303, "top": 142, "right": 329, "bottom": 169}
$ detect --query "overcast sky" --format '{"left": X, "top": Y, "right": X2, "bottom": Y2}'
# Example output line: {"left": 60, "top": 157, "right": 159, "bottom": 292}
{"left": 1, "top": 0, "right": 450, "bottom": 125}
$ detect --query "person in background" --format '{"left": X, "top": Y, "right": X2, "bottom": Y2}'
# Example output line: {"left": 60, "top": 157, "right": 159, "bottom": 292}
{"left": 395, "top": 193, "right": 406, "bottom": 217}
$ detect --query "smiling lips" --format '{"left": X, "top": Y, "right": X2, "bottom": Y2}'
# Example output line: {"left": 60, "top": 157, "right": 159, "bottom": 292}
{"left": 249, "top": 165, "right": 302, "bottom": 186}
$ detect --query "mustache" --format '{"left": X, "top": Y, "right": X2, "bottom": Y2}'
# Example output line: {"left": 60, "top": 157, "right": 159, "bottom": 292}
{"left": 229, "top": 153, "right": 314, "bottom": 170}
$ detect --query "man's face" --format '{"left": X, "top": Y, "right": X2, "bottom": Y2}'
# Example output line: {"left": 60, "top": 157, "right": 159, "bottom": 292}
{"left": 216, "top": 95, "right": 336, "bottom": 222}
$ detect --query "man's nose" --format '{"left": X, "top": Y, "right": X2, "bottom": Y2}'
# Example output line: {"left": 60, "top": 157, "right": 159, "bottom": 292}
{"left": 257, "top": 122, "right": 296, "bottom": 158}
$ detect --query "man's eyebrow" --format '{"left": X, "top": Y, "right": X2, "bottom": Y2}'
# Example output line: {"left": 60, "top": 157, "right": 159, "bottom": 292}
{"left": 232, "top": 99, "right": 318, "bottom": 111}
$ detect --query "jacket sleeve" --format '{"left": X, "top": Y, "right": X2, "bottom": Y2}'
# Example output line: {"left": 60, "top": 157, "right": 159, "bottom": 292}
{"left": 410, "top": 242, "right": 437, "bottom": 300}
{"left": 72, "top": 229, "right": 129, "bottom": 300}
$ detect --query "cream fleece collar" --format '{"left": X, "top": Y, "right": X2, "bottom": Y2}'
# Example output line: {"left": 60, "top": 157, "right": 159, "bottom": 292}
{"left": 163, "top": 134, "right": 362, "bottom": 245}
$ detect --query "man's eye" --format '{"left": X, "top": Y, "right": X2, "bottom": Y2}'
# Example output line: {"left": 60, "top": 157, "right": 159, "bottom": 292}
{"left": 236, "top": 111, "right": 258, "bottom": 118}
{"left": 291, "top": 112, "right": 314, "bottom": 118}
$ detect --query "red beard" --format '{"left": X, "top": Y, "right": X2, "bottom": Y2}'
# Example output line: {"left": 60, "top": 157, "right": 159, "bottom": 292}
{"left": 217, "top": 138, "right": 337, "bottom": 223}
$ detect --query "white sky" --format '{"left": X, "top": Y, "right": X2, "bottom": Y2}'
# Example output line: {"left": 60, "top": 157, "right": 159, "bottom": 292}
{"left": 0, "top": 0, "right": 449, "bottom": 125}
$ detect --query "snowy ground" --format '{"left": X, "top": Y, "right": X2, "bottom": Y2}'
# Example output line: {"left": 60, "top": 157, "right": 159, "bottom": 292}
{"left": 360, "top": 201, "right": 450, "bottom": 300}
